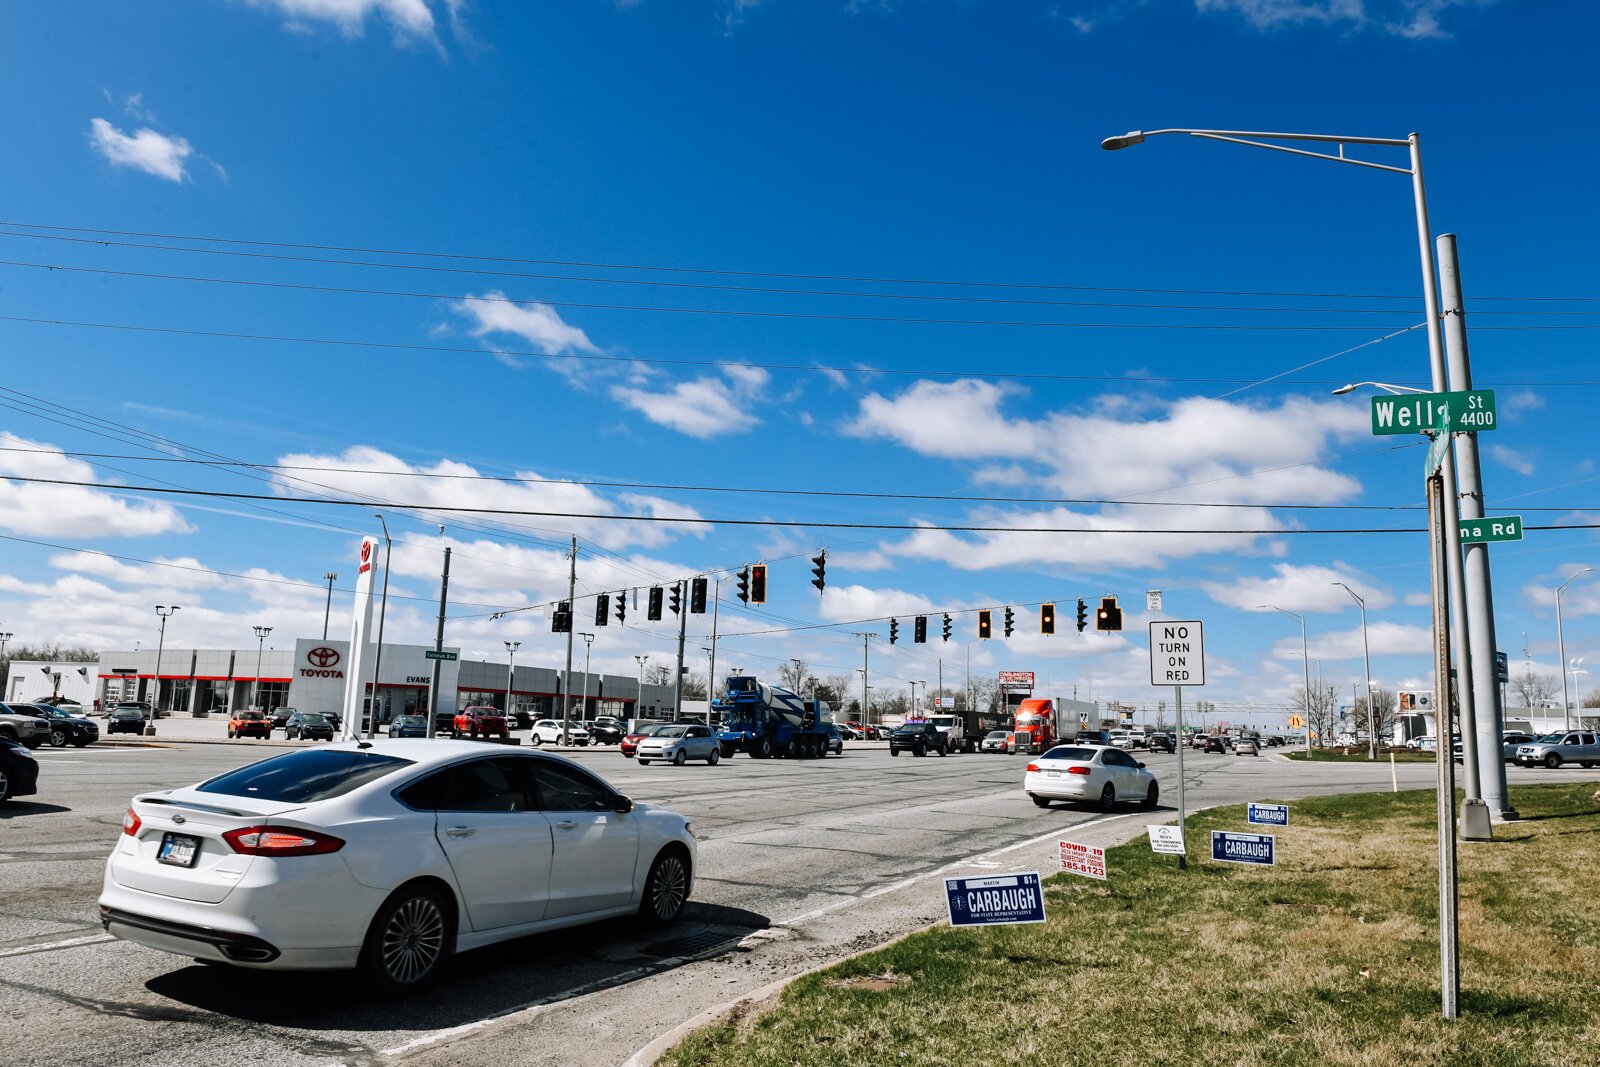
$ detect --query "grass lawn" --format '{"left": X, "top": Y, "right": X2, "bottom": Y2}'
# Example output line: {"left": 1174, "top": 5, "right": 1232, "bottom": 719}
{"left": 662, "top": 783, "right": 1600, "bottom": 1067}
{"left": 1286, "top": 749, "right": 1437, "bottom": 763}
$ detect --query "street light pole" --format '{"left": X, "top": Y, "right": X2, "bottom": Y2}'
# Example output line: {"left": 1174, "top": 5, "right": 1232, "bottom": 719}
{"left": 579, "top": 632, "right": 594, "bottom": 728}
{"left": 321, "top": 572, "right": 338, "bottom": 640}
{"left": 153, "top": 605, "right": 179, "bottom": 717}
{"left": 503, "top": 640, "right": 519, "bottom": 726}
{"left": 368, "top": 514, "right": 392, "bottom": 739}
{"left": 1556, "top": 569, "right": 1592, "bottom": 731}
{"left": 251, "top": 625, "right": 272, "bottom": 710}
{"left": 1264, "top": 605, "right": 1312, "bottom": 758}
{"left": 635, "top": 654, "right": 649, "bottom": 723}
{"left": 1335, "top": 583, "right": 1378, "bottom": 760}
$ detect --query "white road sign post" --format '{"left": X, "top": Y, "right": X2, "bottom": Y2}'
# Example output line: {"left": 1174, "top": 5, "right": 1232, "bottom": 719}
{"left": 339, "top": 536, "right": 379, "bottom": 741}
{"left": 1150, "top": 620, "right": 1205, "bottom": 870}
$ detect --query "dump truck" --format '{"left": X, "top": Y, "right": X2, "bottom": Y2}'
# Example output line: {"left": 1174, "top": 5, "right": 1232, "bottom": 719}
{"left": 715, "top": 675, "right": 834, "bottom": 759}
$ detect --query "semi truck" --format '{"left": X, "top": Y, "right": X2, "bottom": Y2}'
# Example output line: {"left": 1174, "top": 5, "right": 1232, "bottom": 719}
{"left": 715, "top": 675, "right": 834, "bottom": 759}
{"left": 1011, "top": 698, "right": 1060, "bottom": 754}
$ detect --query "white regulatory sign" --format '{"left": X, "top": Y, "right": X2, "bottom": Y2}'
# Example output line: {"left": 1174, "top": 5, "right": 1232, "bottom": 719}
{"left": 1146, "top": 589, "right": 1163, "bottom": 612}
{"left": 1149, "top": 620, "right": 1205, "bottom": 687}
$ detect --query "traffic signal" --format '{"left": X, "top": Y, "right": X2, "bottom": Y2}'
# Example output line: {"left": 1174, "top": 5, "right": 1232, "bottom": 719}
{"left": 889, "top": 617, "right": 899, "bottom": 644}
{"left": 736, "top": 566, "right": 750, "bottom": 604}
{"left": 615, "top": 592, "right": 626, "bottom": 625}
{"left": 690, "top": 576, "right": 708, "bottom": 613}
{"left": 978, "top": 609, "right": 992, "bottom": 639}
{"left": 811, "top": 551, "right": 826, "bottom": 594}
{"left": 1096, "top": 596, "right": 1123, "bottom": 632}
{"left": 595, "top": 593, "right": 610, "bottom": 626}
{"left": 1040, "top": 602, "right": 1055, "bottom": 635}
{"left": 914, "top": 615, "right": 927, "bottom": 643}
{"left": 942, "top": 613, "right": 952, "bottom": 641}
{"left": 668, "top": 583, "right": 682, "bottom": 616}
{"left": 647, "top": 586, "right": 664, "bottom": 621}
{"left": 552, "top": 601, "right": 572, "bottom": 633}
{"left": 1004, "top": 606, "right": 1015, "bottom": 638}
{"left": 1076, "top": 598, "right": 1088, "bottom": 632}
{"left": 750, "top": 563, "right": 767, "bottom": 604}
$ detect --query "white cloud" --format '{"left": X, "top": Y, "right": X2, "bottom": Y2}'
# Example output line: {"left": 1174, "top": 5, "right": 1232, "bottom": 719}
{"left": 1276, "top": 621, "right": 1433, "bottom": 661}
{"left": 849, "top": 379, "right": 1034, "bottom": 459}
{"left": 1202, "top": 563, "right": 1392, "bottom": 614}
{"left": 1192, "top": 0, "right": 1493, "bottom": 36}
{"left": 610, "top": 367, "right": 768, "bottom": 439}
{"left": 46, "top": 551, "right": 228, "bottom": 590}
{"left": 1487, "top": 444, "right": 1534, "bottom": 477}
{"left": 452, "top": 292, "right": 599, "bottom": 362}
{"left": 88, "top": 118, "right": 194, "bottom": 182}
{"left": 242, "top": 0, "right": 437, "bottom": 40}
{"left": 0, "top": 433, "right": 190, "bottom": 538}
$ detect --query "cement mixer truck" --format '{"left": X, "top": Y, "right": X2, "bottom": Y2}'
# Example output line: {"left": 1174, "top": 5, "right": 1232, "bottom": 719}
{"left": 715, "top": 675, "right": 834, "bottom": 760}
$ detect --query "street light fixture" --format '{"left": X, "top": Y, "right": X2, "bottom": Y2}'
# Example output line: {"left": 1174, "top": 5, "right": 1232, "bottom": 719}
{"left": 1331, "top": 381, "right": 1429, "bottom": 396}
{"left": 1262, "top": 605, "right": 1313, "bottom": 759}
{"left": 251, "top": 625, "right": 273, "bottom": 711}
{"left": 153, "top": 606, "right": 179, "bottom": 717}
{"left": 1334, "top": 582, "right": 1378, "bottom": 760}
{"left": 1556, "top": 568, "right": 1592, "bottom": 730}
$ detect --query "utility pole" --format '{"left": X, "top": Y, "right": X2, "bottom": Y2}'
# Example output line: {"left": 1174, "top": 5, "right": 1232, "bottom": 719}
{"left": 672, "top": 581, "right": 688, "bottom": 721}
{"left": 706, "top": 574, "right": 726, "bottom": 706}
{"left": 428, "top": 545, "right": 451, "bottom": 728}
{"left": 580, "top": 633, "right": 594, "bottom": 723}
{"left": 1439, "top": 233, "right": 1513, "bottom": 821}
{"left": 561, "top": 537, "right": 577, "bottom": 741}
{"left": 854, "top": 632, "right": 876, "bottom": 725}
{"left": 321, "top": 572, "right": 338, "bottom": 640}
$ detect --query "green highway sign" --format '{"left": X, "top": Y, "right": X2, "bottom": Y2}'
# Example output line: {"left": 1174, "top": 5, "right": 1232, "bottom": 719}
{"left": 424, "top": 650, "right": 458, "bottom": 661}
{"left": 1372, "top": 389, "right": 1496, "bottom": 436}
{"left": 1459, "top": 515, "right": 1523, "bottom": 544}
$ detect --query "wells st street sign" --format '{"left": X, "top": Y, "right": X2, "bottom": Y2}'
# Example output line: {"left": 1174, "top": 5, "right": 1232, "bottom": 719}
{"left": 1371, "top": 389, "right": 1496, "bottom": 436}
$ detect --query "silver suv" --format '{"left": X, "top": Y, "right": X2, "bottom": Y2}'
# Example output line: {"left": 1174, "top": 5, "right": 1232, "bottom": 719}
{"left": 1514, "top": 730, "right": 1600, "bottom": 769}
{"left": 0, "top": 705, "right": 51, "bottom": 749}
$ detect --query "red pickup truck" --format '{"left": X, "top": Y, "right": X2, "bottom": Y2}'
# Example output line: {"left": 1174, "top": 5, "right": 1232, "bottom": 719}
{"left": 452, "top": 706, "right": 508, "bottom": 740}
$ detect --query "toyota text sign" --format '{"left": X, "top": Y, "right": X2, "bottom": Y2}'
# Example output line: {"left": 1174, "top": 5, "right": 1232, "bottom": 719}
{"left": 944, "top": 873, "right": 1046, "bottom": 927}
{"left": 1149, "top": 620, "right": 1205, "bottom": 686}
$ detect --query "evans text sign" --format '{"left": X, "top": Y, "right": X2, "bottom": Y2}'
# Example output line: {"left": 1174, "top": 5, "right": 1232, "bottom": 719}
{"left": 944, "top": 873, "right": 1046, "bottom": 927}
{"left": 1149, "top": 620, "right": 1205, "bottom": 686}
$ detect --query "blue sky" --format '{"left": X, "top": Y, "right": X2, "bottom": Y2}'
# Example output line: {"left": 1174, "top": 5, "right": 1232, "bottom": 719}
{"left": 2, "top": 0, "right": 1598, "bottom": 727}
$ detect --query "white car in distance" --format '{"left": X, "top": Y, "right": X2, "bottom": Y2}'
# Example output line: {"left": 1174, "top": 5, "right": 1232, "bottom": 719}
{"left": 1024, "top": 744, "right": 1159, "bottom": 812}
{"left": 530, "top": 719, "right": 590, "bottom": 746}
{"left": 99, "top": 740, "right": 695, "bottom": 994}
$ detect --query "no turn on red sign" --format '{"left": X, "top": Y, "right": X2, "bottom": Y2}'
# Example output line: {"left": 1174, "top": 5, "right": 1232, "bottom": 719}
{"left": 1149, "top": 620, "right": 1205, "bottom": 686}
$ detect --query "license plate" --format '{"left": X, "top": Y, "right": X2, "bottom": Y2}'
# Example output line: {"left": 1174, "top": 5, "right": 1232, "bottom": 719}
{"left": 1045, "top": 770, "right": 1062, "bottom": 778}
{"left": 158, "top": 832, "right": 201, "bottom": 868}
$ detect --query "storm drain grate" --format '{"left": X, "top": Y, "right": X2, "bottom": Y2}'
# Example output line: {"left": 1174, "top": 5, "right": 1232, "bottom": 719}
{"left": 639, "top": 929, "right": 745, "bottom": 959}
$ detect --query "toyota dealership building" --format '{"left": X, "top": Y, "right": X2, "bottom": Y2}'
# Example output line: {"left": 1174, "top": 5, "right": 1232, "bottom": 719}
{"left": 79, "top": 639, "right": 679, "bottom": 722}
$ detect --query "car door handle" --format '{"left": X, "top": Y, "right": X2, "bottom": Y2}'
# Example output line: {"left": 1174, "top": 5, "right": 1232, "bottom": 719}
{"left": 554, "top": 820, "right": 578, "bottom": 830}
{"left": 443, "top": 826, "right": 476, "bottom": 838}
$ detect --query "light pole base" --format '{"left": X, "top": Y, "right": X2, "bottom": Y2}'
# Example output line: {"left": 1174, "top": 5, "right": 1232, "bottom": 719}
{"left": 142, "top": 724, "right": 157, "bottom": 737}
{"left": 1458, "top": 798, "right": 1493, "bottom": 841}
{"left": 1489, "top": 806, "right": 1520, "bottom": 823}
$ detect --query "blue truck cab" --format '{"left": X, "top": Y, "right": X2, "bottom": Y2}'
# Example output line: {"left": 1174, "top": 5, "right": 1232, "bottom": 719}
{"left": 716, "top": 675, "right": 833, "bottom": 760}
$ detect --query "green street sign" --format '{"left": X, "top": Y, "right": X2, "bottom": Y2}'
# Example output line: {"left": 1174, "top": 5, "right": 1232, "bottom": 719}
{"left": 424, "top": 650, "right": 458, "bottom": 661}
{"left": 1372, "top": 389, "right": 1496, "bottom": 436}
{"left": 1460, "top": 515, "right": 1523, "bottom": 544}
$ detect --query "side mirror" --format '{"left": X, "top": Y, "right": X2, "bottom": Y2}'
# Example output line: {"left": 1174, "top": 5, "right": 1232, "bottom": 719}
{"left": 613, "top": 794, "right": 634, "bottom": 815}
{"left": 1137, "top": 762, "right": 1146, "bottom": 769}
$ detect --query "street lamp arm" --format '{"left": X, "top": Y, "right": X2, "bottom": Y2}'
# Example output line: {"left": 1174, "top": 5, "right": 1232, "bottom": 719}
{"left": 1332, "top": 381, "right": 1431, "bottom": 396}
{"left": 1102, "top": 128, "right": 1412, "bottom": 173}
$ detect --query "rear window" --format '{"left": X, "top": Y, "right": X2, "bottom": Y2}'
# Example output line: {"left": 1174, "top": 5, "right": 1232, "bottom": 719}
{"left": 198, "top": 750, "right": 414, "bottom": 803}
{"left": 1041, "top": 747, "right": 1097, "bottom": 762}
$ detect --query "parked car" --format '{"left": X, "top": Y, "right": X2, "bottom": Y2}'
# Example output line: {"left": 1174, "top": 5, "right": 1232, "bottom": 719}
{"left": 587, "top": 718, "right": 626, "bottom": 745}
{"left": 1514, "top": 730, "right": 1600, "bottom": 769}
{"left": 889, "top": 721, "right": 947, "bottom": 757}
{"left": 620, "top": 723, "right": 670, "bottom": 758}
{"left": 284, "top": 711, "right": 336, "bottom": 742}
{"left": 636, "top": 723, "right": 721, "bottom": 766}
{"left": 1234, "top": 737, "right": 1261, "bottom": 757}
{"left": 1024, "top": 744, "right": 1159, "bottom": 811}
{"left": 112, "top": 701, "right": 158, "bottom": 720}
{"left": 99, "top": 741, "right": 696, "bottom": 993}
{"left": 529, "top": 719, "right": 589, "bottom": 746}
{"left": 1146, "top": 732, "right": 1175, "bottom": 754}
{"left": 1499, "top": 731, "right": 1537, "bottom": 761}
{"left": 387, "top": 714, "right": 431, "bottom": 739}
{"left": 107, "top": 708, "right": 149, "bottom": 735}
{"left": 25, "top": 704, "right": 100, "bottom": 748}
{"left": 228, "top": 710, "right": 273, "bottom": 740}
{"left": 453, "top": 706, "right": 510, "bottom": 741}
{"left": 980, "top": 730, "right": 1013, "bottom": 754}
{"left": 0, "top": 704, "right": 53, "bottom": 749}
{"left": 270, "top": 707, "right": 299, "bottom": 728}
{"left": 1202, "top": 735, "right": 1227, "bottom": 753}
{"left": 821, "top": 723, "right": 844, "bottom": 756}
{"left": 0, "top": 736, "right": 40, "bottom": 803}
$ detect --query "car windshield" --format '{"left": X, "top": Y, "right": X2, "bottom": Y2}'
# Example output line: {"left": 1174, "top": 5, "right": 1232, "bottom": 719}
{"left": 299, "top": 713, "right": 328, "bottom": 724}
{"left": 113, "top": 710, "right": 143, "bottom": 719}
{"left": 657, "top": 726, "right": 687, "bottom": 737}
{"left": 1041, "top": 747, "right": 1097, "bottom": 762}
{"left": 240, "top": 712, "right": 266, "bottom": 720}
{"left": 1538, "top": 732, "right": 1566, "bottom": 743}
{"left": 395, "top": 715, "right": 425, "bottom": 725}
{"left": 894, "top": 725, "right": 924, "bottom": 734}
{"left": 198, "top": 749, "right": 414, "bottom": 803}
{"left": 986, "top": 731, "right": 1008, "bottom": 739}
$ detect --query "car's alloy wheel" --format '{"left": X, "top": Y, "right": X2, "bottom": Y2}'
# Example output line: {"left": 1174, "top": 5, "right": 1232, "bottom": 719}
{"left": 1099, "top": 784, "right": 1116, "bottom": 813}
{"left": 1545, "top": 753, "right": 1563, "bottom": 769}
{"left": 1143, "top": 782, "right": 1159, "bottom": 808}
{"left": 673, "top": 749, "right": 687, "bottom": 766}
{"left": 364, "top": 887, "right": 449, "bottom": 993}
{"left": 707, "top": 748, "right": 720, "bottom": 766}
{"left": 50, "top": 729, "right": 68, "bottom": 748}
{"left": 0, "top": 767, "right": 10, "bottom": 802}
{"left": 641, "top": 851, "right": 690, "bottom": 926}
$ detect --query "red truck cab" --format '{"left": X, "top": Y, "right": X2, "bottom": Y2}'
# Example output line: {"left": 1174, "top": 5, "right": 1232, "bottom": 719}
{"left": 452, "top": 706, "right": 509, "bottom": 739}
{"left": 1012, "top": 699, "right": 1058, "bottom": 755}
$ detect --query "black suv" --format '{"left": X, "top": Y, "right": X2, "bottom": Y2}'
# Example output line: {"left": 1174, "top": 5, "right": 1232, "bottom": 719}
{"left": 588, "top": 718, "right": 626, "bottom": 745}
{"left": 1146, "top": 732, "right": 1175, "bottom": 754}
{"left": 283, "top": 710, "right": 335, "bottom": 741}
{"left": 24, "top": 704, "right": 100, "bottom": 748}
{"left": 889, "top": 722, "right": 948, "bottom": 757}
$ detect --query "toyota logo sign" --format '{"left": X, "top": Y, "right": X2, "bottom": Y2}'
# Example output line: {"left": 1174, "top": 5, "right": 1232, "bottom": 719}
{"left": 308, "top": 647, "right": 341, "bottom": 668}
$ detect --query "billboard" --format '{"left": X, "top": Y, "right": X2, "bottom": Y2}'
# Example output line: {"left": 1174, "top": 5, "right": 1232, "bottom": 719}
{"left": 998, "top": 670, "right": 1035, "bottom": 690}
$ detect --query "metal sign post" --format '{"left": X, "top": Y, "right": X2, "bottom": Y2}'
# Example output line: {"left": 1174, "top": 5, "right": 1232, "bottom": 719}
{"left": 1150, "top": 620, "right": 1204, "bottom": 871}
{"left": 1427, "top": 466, "right": 1461, "bottom": 1019}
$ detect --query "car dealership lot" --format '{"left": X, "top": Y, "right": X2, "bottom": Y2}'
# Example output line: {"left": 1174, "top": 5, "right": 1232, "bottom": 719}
{"left": 6, "top": 742, "right": 1598, "bottom": 1067}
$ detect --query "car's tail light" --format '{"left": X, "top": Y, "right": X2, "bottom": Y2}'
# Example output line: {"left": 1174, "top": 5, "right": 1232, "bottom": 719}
{"left": 223, "top": 826, "right": 345, "bottom": 856}
{"left": 1067, "top": 766, "right": 1092, "bottom": 775}
{"left": 123, "top": 808, "right": 141, "bottom": 836}
{"left": 1025, "top": 763, "right": 1039, "bottom": 773}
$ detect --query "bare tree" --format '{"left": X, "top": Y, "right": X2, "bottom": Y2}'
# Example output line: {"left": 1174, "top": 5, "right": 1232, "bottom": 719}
{"left": 1511, "top": 670, "right": 1559, "bottom": 708}
{"left": 1291, "top": 683, "right": 1340, "bottom": 745}
{"left": 648, "top": 664, "right": 673, "bottom": 687}
{"left": 680, "top": 674, "right": 708, "bottom": 700}
{"left": 1582, "top": 686, "right": 1600, "bottom": 708}
{"left": 968, "top": 676, "right": 1000, "bottom": 715}
{"left": 778, "top": 658, "right": 815, "bottom": 694}
{"left": 818, "top": 673, "right": 855, "bottom": 708}
{"left": 1353, "top": 687, "right": 1397, "bottom": 740}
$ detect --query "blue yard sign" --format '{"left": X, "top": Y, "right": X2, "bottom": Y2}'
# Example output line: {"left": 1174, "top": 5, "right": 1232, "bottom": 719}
{"left": 944, "top": 872, "right": 1046, "bottom": 927}
{"left": 1247, "top": 802, "right": 1289, "bottom": 826}
{"left": 1211, "top": 831, "right": 1276, "bottom": 866}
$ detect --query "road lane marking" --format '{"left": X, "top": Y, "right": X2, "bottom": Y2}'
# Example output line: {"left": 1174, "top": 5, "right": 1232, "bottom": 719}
{"left": 0, "top": 933, "right": 115, "bottom": 958}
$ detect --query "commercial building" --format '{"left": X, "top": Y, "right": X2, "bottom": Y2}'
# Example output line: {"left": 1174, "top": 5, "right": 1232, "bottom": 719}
{"left": 86, "top": 639, "right": 680, "bottom": 722}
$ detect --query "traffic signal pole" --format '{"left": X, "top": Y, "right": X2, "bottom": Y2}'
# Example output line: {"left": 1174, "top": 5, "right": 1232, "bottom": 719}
{"left": 673, "top": 581, "right": 687, "bottom": 721}
{"left": 562, "top": 537, "right": 576, "bottom": 743}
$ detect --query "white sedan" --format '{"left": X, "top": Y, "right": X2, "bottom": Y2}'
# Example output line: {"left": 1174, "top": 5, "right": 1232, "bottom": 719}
{"left": 1024, "top": 744, "right": 1159, "bottom": 811}
{"left": 530, "top": 719, "right": 590, "bottom": 746}
{"left": 99, "top": 740, "right": 695, "bottom": 994}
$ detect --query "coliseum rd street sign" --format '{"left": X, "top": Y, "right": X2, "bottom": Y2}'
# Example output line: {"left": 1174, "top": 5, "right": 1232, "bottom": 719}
{"left": 1459, "top": 516, "right": 1524, "bottom": 544}
{"left": 1370, "top": 388, "right": 1496, "bottom": 436}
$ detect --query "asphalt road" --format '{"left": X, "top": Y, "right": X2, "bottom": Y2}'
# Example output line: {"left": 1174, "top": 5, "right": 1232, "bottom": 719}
{"left": 5, "top": 738, "right": 1593, "bottom": 1067}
